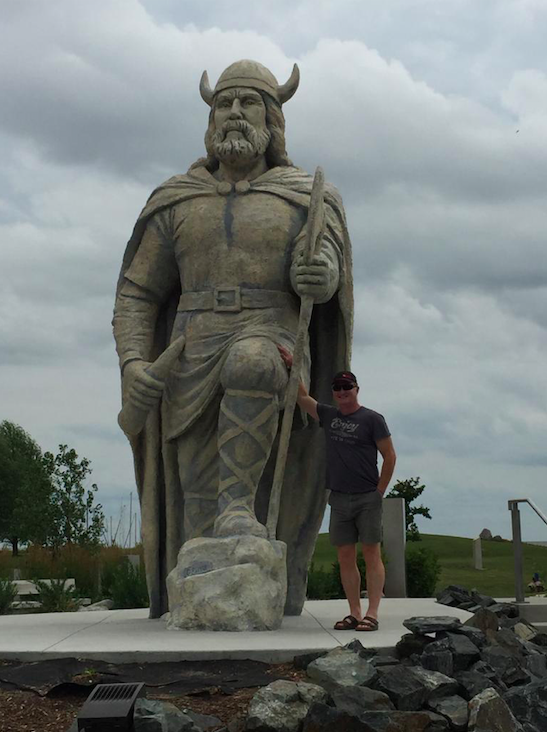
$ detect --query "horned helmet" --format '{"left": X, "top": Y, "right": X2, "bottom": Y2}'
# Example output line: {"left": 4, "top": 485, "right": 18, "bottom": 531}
{"left": 199, "top": 59, "right": 300, "bottom": 107}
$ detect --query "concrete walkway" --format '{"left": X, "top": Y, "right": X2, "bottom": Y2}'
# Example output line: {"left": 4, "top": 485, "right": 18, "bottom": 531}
{"left": 0, "top": 599, "right": 472, "bottom": 663}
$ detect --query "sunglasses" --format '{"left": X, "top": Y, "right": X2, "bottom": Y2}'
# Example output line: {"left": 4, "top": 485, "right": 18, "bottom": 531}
{"left": 332, "top": 383, "right": 356, "bottom": 391}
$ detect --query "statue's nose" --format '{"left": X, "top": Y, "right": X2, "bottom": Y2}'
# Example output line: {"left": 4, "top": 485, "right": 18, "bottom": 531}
{"left": 229, "top": 99, "right": 243, "bottom": 118}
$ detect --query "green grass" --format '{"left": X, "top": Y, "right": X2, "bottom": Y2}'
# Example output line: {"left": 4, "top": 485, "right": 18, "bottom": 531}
{"left": 312, "top": 533, "right": 547, "bottom": 598}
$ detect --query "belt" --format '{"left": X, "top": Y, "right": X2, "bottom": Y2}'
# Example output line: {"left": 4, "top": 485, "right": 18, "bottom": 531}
{"left": 177, "top": 287, "right": 297, "bottom": 313}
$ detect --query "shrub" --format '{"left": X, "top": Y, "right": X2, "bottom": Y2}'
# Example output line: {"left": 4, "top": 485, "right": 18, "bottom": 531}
{"left": 0, "top": 579, "right": 17, "bottom": 614}
{"left": 33, "top": 578, "right": 80, "bottom": 612}
{"left": 307, "top": 562, "right": 338, "bottom": 600}
{"left": 109, "top": 560, "right": 149, "bottom": 609}
{"left": 406, "top": 544, "right": 441, "bottom": 597}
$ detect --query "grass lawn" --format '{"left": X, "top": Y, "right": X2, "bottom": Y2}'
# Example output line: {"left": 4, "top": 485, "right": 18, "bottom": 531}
{"left": 311, "top": 533, "right": 547, "bottom": 598}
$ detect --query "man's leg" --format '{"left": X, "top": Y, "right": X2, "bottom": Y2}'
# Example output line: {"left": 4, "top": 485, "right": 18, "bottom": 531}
{"left": 361, "top": 542, "right": 385, "bottom": 621}
{"left": 336, "top": 544, "right": 362, "bottom": 621}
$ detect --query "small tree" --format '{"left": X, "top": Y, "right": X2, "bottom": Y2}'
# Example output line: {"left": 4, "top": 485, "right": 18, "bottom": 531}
{"left": 43, "top": 445, "right": 105, "bottom": 550}
{"left": 388, "top": 476, "right": 432, "bottom": 541}
{"left": 0, "top": 421, "right": 54, "bottom": 555}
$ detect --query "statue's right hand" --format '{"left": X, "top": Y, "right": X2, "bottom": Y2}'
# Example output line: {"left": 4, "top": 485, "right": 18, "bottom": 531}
{"left": 124, "top": 360, "right": 164, "bottom": 411}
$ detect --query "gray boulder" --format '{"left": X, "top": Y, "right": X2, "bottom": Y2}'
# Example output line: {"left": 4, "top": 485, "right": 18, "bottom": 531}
{"left": 464, "top": 607, "right": 499, "bottom": 633}
{"left": 306, "top": 647, "right": 377, "bottom": 691}
{"left": 504, "top": 678, "right": 547, "bottom": 729}
{"left": 436, "top": 631, "right": 481, "bottom": 670}
{"left": 428, "top": 695, "right": 468, "bottom": 732}
{"left": 403, "top": 616, "right": 462, "bottom": 635}
{"left": 468, "top": 687, "right": 524, "bottom": 731}
{"left": 303, "top": 702, "right": 449, "bottom": 731}
{"left": 395, "top": 633, "right": 434, "bottom": 659}
{"left": 330, "top": 685, "right": 395, "bottom": 715}
{"left": 134, "top": 699, "right": 202, "bottom": 732}
{"left": 421, "top": 639, "right": 454, "bottom": 676}
{"left": 246, "top": 680, "right": 327, "bottom": 732}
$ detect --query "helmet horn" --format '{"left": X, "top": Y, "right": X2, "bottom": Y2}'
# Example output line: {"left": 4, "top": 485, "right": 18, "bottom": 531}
{"left": 277, "top": 63, "right": 300, "bottom": 104}
{"left": 199, "top": 70, "right": 214, "bottom": 106}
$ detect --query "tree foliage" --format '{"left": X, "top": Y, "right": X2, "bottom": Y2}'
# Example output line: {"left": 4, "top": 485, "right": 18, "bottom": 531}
{"left": 388, "top": 476, "right": 432, "bottom": 541}
{"left": 0, "top": 421, "right": 54, "bottom": 555}
{"left": 43, "top": 445, "right": 105, "bottom": 550}
{"left": 0, "top": 421, "right": 105, "bottom": 554}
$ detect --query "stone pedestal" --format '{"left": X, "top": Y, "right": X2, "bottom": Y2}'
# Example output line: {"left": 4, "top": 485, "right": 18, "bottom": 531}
{"left": 166, "top": 535, "right": 287, "bottom": 631}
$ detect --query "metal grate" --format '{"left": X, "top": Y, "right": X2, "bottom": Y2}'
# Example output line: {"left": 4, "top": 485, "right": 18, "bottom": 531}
{"left": 77, "top": 682, "right": 145, "bottom": 731}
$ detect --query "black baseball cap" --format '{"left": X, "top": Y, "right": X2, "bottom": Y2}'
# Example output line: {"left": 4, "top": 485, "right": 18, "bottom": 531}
{"left": 332, "top": 370, "right": 358, "bottom": 386}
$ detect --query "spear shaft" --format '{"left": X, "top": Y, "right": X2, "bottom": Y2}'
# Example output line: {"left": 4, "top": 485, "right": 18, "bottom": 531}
{"left": 266, "top": 167, "right": 325, "bottom": 538}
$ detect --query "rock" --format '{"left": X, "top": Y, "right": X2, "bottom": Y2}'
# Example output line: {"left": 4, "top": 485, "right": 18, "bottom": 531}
{"left": 293, "top": 652, "right": 327, "bottom": 671}
{"left": 481, "top": 647, "right": 531, "bottom": 687}
{"left": 464, "top": 607, "right": 499, "bottom": 633}
{"left": 470, "top": 591, "right": 496, "bottom": 608}
{"left": 183, "top": 709, "right": 223, "bottom": 730}
{"left": 522, "top": 653, "right": 547, "bottom": 678}
{"left": 504, "top": 678, "right": 547, "bottom": 729}
{"left": 486, "top": 628, "right": 529, "bottom": 657}
{"left": 456, "top": 668, "right": 507, "bottom": 700}
{"left": 166, "top": 536, "right": 287, "bottom": 631}
{"left": 479, "top": 529, "right": 492, "bottom": 540}
{"left": 436, "top": 586, "right": 473, "bottom": 608}
{"left": 436, "top": 631, "right": 481, "bottom": 670}
{"left": 449, "top": 624, "right": 487, "bottom": 649}
{"left": 303, "top": 703, "right": 449, "bottom": 731}
{"left": 428, "top": 695, "right": 468, "bottom": 731}
{"left": 492, "top": 535, "right": 504, "bottom": 542}
{"left": 489, "top": 603, "right": 519, "bottom": 619}
{"left": 306, "top": 647, "right": 377, "bottom": 691}
{"left": 421, "top": 639, "right": 454, "bottom": 677}
{"left": 370, "top": 655, "right": 401, "bottom": 669}
{"left": 330, "top": 685, "right": 395, "bottom": 715}
{"left": 409, "top": 666, "right": 459, "bottom": 701}
{"left": 468, "top": 687, "right": 523, "bottom": 731}
{"left": 513, "top": 621, "right": 539, "bottom": 642}
{"left": 532, "top": 633, "right": 547, "bottom": 648}
{"left": 134, "top": 699, "right": 200, "bottom": 732}
{"left": 374, "top": 665, "right": 428, "bottom": 710}
{"left": 83, "top": 598, "right": 115, "bottom": 611}
{"left": 246, "top": 680, "right": 327, "bottom": 732}
{"left": 403, "top": 616, "right": 462, "bottom": 635}
{"left": 395, "top": 633, "right": 435, "bottom": 659}
{"left": 302, "top": 703, "right": 369, "bottom": 732}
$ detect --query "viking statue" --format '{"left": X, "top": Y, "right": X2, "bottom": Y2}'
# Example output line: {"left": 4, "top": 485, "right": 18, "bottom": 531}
{"left": 113, "top": 60, "right": 353, "bottom": 618}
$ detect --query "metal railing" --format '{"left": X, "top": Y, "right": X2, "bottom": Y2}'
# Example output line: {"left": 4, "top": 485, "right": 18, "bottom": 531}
{"left": 508, "top": 498, "right": 547, "bottom": 603}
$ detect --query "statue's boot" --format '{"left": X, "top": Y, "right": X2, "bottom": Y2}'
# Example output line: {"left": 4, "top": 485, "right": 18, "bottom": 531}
{"left": 214, "top": 388, "right": 279, "bottom": 539}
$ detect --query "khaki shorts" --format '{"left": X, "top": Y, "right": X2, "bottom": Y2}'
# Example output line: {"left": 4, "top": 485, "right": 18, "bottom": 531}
{"left": 328, "top": 490, "right": 383, "bottom": 546}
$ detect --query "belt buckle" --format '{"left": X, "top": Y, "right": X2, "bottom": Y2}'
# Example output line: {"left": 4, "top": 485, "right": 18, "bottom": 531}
{"left": 213, "top": 286, "right": 242, "bottom": 312}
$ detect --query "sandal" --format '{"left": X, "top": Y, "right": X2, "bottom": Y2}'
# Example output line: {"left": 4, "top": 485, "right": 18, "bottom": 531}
{"left": 333, "top": 615, "right": 360, "bottom": 631}
{"left": 355, "top": 616, "right": 379, "bottom": 632}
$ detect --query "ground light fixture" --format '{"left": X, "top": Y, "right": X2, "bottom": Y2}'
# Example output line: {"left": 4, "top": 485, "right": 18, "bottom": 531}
{"left": 76, "top": 682, "right": 145, "bottom": 731}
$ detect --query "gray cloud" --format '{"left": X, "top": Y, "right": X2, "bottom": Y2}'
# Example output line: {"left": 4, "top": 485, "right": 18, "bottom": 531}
{"left": 1, "top": 1, "right": 546, "bottom": 541}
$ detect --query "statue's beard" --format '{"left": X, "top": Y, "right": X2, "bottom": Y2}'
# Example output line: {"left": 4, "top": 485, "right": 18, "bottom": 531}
{"left": 212, "top": 120, "right": 271, "bottom": 163}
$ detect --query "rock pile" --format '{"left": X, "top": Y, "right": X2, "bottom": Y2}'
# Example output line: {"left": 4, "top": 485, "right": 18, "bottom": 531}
{"left": 240, "top": 609, "right": 547, "bottom": 731}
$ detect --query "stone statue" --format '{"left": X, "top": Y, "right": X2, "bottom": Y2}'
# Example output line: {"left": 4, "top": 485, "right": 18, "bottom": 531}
{"left": 113, "top": 59, "right": 353, "bottom": 621}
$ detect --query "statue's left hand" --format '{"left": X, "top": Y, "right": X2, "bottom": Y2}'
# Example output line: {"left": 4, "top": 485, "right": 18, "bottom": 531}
{"left": 291, "top": 251, "right": 334, "bottom": 303}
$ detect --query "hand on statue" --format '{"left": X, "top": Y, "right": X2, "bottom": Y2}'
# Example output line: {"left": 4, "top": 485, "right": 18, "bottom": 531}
{"left": 291, "top": 251, "right": 334, "bottom": 302}
{"left": 277, "top": 344, "right": 293, "bottom": 371}
{"left": 124, "top": 360, "right": 165, "bottom": 411}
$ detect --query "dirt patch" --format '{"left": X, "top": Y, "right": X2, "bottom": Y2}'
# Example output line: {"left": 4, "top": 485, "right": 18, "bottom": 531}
{"left": 0, "top": 661, "right": 305, "bottom": 731}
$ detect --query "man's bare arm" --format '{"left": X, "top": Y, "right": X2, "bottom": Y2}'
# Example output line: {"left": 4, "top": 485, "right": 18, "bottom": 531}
{"left": 277, "top": 344, "right": 319, "bottom": 421}
{"left": 376, "top": 436, "right": 396, "bottom": 495}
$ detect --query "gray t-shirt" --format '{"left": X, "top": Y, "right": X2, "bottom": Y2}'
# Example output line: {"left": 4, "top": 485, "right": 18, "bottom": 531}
{"left": 317, "top": 404, "right": 391, "bottom": 494}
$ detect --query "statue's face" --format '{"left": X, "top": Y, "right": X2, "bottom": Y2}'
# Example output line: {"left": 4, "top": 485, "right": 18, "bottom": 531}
{"left": 210, "top": 87, "right": 271, "bottom": 164}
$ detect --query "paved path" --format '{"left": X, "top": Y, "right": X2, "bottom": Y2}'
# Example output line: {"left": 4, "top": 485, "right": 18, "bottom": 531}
{"left": 0, "top": 599, "right": 472, "bottom": 663}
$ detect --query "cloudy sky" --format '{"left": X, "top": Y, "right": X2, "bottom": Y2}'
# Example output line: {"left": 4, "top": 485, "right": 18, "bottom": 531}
{"left": 1, "top": 0, "right": 546, "bottom": 545}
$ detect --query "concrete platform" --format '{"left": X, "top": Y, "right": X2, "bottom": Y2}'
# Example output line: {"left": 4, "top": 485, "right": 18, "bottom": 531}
{"left": 0, "top": 599, "right": 472, "bottom": 664}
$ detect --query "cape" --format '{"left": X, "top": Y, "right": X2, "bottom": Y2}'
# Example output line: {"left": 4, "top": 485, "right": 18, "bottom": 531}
{"left": 115, "top": 164, "right": 354, "bottom": 618}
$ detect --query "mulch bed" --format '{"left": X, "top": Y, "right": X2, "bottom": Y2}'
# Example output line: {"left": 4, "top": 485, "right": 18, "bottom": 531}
{"left": 0, "top": 659, "right": 305, "bottom": 732}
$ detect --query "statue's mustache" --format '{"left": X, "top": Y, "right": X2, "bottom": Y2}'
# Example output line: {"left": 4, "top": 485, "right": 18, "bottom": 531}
{"left": 220, "top": 120, "right": 255, "bottom": 139}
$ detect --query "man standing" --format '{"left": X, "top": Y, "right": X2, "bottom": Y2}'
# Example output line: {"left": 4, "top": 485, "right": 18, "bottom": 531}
{"left": 113, "top": 60, "right": 354, "bottom": 617}
{"left": 278, "top": 349, "right": 396, "bottom": 630}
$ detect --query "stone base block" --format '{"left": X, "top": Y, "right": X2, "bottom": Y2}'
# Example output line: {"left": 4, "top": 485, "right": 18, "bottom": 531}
{"left": 166, "top": 535, "right": 287, "bottom": 631}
